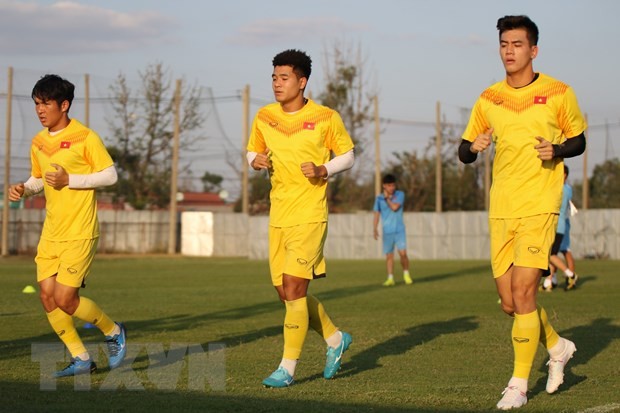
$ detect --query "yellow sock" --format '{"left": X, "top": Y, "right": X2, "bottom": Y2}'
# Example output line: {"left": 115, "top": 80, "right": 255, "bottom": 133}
{"left": 73, "top": 296, "right": 116, "bottom": 336}
{"left": 538, "top": 306, "right": 560, "bottom": 349}
{"left": 282, "top": 297, "right": 309, "bottom": 360}
{"left": 512, "top": 310, "right": 540, "bottom": 378}
{"left": 47, "top": 308, "right": 87, "bottom": 358}
{"left": 307, "top": 294, "right": 337, "bottom": 339}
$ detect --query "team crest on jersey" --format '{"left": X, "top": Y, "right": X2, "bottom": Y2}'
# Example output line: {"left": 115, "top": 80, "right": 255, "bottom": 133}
{"left": 303, "top": 122, "right": 315, "bottom": 130}
{"left": 534, "top": 96, "right": 547, "bottom": 104}
{"left": 60, "top": 141, "right": 71, "bottom": 149}
{"left": 269, "top": 121, "right": 278, "bottom": 128}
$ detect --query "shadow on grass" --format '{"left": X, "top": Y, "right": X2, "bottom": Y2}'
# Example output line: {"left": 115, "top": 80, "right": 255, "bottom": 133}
{"left": 530, "top": 317, "right": 620, "bottom": 398}
{"left": 1, "top": 380, "right": 481, "bottom": 413}
{"left": 414, "top": 265, "right": 490, "bottom": 284}
{"left": 297, "top": 316, "right": 479, "bottom": 383}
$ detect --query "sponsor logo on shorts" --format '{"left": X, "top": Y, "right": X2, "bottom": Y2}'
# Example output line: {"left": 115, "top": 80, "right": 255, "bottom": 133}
{"left": 513, "top": 337, "right": 530, "bottom": 343}
{"left": 284, "top": 324, "right": 299, "bottom": 329}
{"left": 67, "top": 268, "right": 78, "bottom": 274}
{"left": 528, "top": 247, "right": 540, "bottom": 254}
{"left": 297, "top": 258, "right": 308, "bottom": 265}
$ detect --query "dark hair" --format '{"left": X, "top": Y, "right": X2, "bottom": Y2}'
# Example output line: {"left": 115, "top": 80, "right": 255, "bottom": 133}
{"left": 382, "top": 174, "right": 396, "bottom": 184}
{"left": 564, "top": 165, "right": 569, "bottom": 176}
{"left": 496, "top": 15, "right": 539, "bottom": 46}
{"left": 272, "top": 49, "right": 312, "bottom": 80}
{"left": 31, "top": 74, "right": 75, "bottom": 109}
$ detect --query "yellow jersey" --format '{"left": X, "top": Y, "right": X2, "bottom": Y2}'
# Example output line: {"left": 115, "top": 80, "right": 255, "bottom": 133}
{"left": 247, "top": 99, "right": 354, "bottom": 227}
{"left": 30, "top": 119, "right": 114, "bottom": 241}
{"left": 462, "top": 73, "right": 587, "bottom": 218}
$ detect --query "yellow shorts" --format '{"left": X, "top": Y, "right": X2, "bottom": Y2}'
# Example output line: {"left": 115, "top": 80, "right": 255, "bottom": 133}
{"left": 490, "top": 214, "right": 557, "bottom": 278}
{"left": 35, "top": 238, "right": 98, "bottom": 288}
{"left": 269, "top": 222, "right": 327, "bottom": 286}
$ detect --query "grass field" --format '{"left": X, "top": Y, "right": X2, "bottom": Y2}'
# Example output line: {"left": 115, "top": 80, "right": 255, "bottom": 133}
{"left": 1, "top": 256, "right": 619, "bottom": 413}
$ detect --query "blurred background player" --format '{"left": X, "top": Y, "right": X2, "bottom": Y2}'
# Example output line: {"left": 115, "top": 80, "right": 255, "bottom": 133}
{"left": 246, "top": 49, "right": 355, "bottom": 388}
{"left": 458, "top": 16, "right": 586, "bottom": 410}
{"left": 8, "top": 74, "right": 126, "bottom": 377}
{"left": 373, "top": 174, "right": 412, "bottom": 286}
{"left": 542, "top": 165, "right": 579, "bottom": 291}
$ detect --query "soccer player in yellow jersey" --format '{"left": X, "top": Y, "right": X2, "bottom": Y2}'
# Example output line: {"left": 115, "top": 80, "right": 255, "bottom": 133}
{"left": 8, "top": 74, "right": 127, "bottom": 377}
{"left": 458, "top": 16, "right": 586, "bottom": 410}
{"left": 247, "top": 49, "right": 355, "bottom": 387}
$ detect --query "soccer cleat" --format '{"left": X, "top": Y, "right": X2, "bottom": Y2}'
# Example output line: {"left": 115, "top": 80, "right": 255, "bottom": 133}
{"left": 262, "top": 366, "right": 294, "bottom": 388}
{"left": 403, "top": 273, "right": 413, "bottom": 285}
{"left": 496, "top": 386, "right": 527, "bottom": 410}
{"left": 383, "top": 278, "right": 395, "bottom": 287}
{"left": 105, "top": 322, "right": 127, "bottom": 369}
{"left": 539, "top": 283, "right": 553, "bottom": 293}
{"left": 323, "top": 331, "right": 352, "bottom": 379}
{"left": 565, "top": 274, "right": 579, "bottom": 291}
{"left": 54, "top": 356, "right": 97, "bottom": 377}
{"left": 546, "top": 338, "right": 577, "bottom": 394}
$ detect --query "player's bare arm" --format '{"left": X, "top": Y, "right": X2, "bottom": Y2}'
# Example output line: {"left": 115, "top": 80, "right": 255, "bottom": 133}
{"left": 300, "top": 162, "right": 327, "bottom": 179}
{"left": 44, "top": 163, "right": 69, "bottom": 189}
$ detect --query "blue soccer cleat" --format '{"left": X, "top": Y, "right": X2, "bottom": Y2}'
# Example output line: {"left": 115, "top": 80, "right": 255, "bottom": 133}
{"left": 105, "top": 322, "right": 127, "bottom": 369}
{"left": 54, "top": 356, "right": 97, "bottom": 377}
{"left": 323, "top": 331, "right": 352, "bottom": 379}
{"left": 262, "top": 366, "right": 294, "bottom": 388}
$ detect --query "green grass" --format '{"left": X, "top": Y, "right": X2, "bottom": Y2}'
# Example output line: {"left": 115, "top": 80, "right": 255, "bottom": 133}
{"left": 1, "top": 256, "right": 619, "bottom": 412}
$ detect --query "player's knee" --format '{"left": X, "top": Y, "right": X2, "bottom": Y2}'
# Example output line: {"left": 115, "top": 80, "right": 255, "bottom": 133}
{"left": 53, "top": 294, "right": 79, "bottom": 315}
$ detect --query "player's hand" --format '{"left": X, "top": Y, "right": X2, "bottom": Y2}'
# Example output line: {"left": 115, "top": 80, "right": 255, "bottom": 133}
{"left": 383, "top": 189, "right": 391, "bottom": 200}
{"left": 251, "top": 148, "right": 271, "bottom": 170}
{"left": 373, "top": 228, "right": 379, "bottom": 240}
{"left": 300, "top": 162, "right": 327, "bottom": 178}
{"left": 535, "top": 137, "right": 554, "bottom": 160}
{"left": 45, "top": 163, "right": 69, "bottom": 189}
{"left": 470, "top": 128, "right": 493, "bottom": 153}
{"left": 8, "top": 183, "right": 25, "bottom": 201}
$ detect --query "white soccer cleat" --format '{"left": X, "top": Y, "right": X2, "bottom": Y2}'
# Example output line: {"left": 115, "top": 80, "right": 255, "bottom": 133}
{"left": 496, "top": 386, "right": 527, "bottom": 410}
{"left": 546, "top": 338, "right": 577, "bottom": 394}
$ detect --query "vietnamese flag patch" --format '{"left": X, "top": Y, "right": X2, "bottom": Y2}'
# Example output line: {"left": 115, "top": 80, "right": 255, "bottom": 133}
{"left": 60, "top": 141, "right": 71, "bottom": 149}
{"left": 303, "top": 122, "right": 315, "bottom": 130}
{"left": 534, "top": 96, "right": 547, "bottom": 104}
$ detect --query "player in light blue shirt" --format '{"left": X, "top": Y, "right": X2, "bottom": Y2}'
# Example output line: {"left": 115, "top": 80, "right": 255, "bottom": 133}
{"left": 373, "top": 174, "right": 412, "bottom": 286}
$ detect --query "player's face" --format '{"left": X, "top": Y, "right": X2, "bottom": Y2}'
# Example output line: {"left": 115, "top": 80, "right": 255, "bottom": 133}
{"left": 499, "top": 28, "right": 538, "bottom": 76}
{"left": 383, "top": 183, "right": 396, "bottom": 195}
{"left": 272, "top": 65, "right": 307, "bottom": 109}
{"left": 34, "top": 97, "right": 69, "bottom": 132}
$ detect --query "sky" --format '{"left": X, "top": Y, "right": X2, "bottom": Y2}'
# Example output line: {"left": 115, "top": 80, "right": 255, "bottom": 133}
{"left": 1, "top": 0, "right": 618, "bottom": 199}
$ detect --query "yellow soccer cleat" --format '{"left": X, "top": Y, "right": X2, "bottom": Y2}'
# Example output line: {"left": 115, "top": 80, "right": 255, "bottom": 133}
{"left": 383, "top": 278, "right": 395, "bottom": 287}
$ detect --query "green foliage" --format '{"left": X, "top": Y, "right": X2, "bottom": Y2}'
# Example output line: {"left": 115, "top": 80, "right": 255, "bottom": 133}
{"left": 1, "top": 256, "right": 618, "bottom": 412}
{"left": 201, "top": 171, "right": 223, "bottom": 193}
{"left": 588, "top": 158, "right": 620, "bottom": 208}
{"left": 106, "top": 63, "right": 205, "bottom": 209}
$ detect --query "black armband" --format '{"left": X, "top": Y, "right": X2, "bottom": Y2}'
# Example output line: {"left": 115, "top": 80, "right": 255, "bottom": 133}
{"left": 552, "top": 133, "right": 586, "bottom": 159}
{"left": 458, "top": 139, "right": 478, "bottom": 164}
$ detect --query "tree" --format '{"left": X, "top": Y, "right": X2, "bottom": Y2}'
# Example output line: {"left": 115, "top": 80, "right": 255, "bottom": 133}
{"left": 574, "top": 158, "right": 620, "bottom": 208}
{"left": 318, "top": 42, "right": 377, "bottom": 212}
{"left": 201, "top": 171, "right": 223, "bottom": 193}
{"left": 106, "top": 63, "right": 205, "bottom": 209}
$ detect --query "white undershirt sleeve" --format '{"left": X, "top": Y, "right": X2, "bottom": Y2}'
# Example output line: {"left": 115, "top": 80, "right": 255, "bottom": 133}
{"left": 23, "top": 176, "right": 44, "bottom": 197}
{"left": 68, "top": 165, "right": 118, "bottom": 189}
{"left": 324, "top": 149, "right": 355, "bottom": 177}
{"left": 246, "top": 151, "right": 258, "bottom": 167}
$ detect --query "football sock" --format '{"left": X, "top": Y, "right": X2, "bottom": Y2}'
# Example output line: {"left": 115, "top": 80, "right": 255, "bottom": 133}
{"left": 387, "top": 274, "right": 394, "bottom": 280}
{"left": 564, "top": 269, "right": 575, "bottom": 278}
{"left": 279, "top": 358, "right": 298, "bottom": 376}
{"left": 73, "top": 296, "right": 116, "bottom": 336}
{"left": 543, "top": 278, "right": 552, "bottom": 289}
{"left": 404, "top": 270, "right": 410, "bottom": 277}
{"left": 508, "top": 376, "right": 528, "bottom": 394}
{"left": 538, "top": 306, "right": 560, "bottom": 349}
{"left": 512, "top": 310, "right": 540, "bottom": 379}
{"left": 326, "top": 330, "right": 343, "bottom": 349}
{"left": 548, "top": 336, "right": 567, "bottom": 359}
{"left": 47, "top": 307, "right": 87, "bottom": 358}
{"left": 307, "top": 294, "right": 337, "bottom": 339}
{"left": 282, "top": 297, "right": 309, "bottom": 360}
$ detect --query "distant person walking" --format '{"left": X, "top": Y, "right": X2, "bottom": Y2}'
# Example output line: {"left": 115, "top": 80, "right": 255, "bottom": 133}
{"left": 373, "top": 174, "right": 412, "bottom": 286}
{"left": 458, "top": 16, "right": 586, "bottom": 410}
